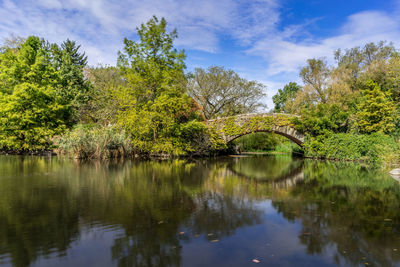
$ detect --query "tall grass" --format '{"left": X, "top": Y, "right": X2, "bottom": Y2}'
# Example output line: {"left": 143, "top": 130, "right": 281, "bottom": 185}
{"left": 54, "top": 124, "right": 132, "bottom": 159}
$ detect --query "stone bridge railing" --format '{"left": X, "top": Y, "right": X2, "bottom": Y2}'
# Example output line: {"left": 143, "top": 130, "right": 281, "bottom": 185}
{"left": 206, "top": 113, "right": 305, "bottom": 146}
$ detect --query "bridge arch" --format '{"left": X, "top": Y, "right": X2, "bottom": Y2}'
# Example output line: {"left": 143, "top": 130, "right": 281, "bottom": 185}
{"left": 207, "top": 113, "right": 305, "bottom": 146}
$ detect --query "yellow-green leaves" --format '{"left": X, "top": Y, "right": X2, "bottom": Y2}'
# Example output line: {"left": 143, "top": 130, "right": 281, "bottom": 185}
{"left": 356, "top": 80, "right": 396, "bottom": 134}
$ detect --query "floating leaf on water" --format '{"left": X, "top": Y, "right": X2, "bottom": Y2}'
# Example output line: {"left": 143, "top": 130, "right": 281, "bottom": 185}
{"left": 207, "top": 233, "right": 214, "bottom": 236}
{"left": 252, "top": 259, "right": 260, "bottom": 263}
{"left": 179, "top": 232, "right": 185, "bottom": 235}
{"left": 365, "top": 263, "right": 369, "bottom": 266}
{"left": 211, "top": 239, "right": 219, "bottom": 243}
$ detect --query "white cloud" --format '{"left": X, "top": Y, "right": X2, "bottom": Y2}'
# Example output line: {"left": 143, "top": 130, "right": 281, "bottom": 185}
{"left": 248, "top": 11, "right": 400, "bottom": 76}
{"left": 0, "top": 0, "right": 280, "bottom": 65}
{"left": 1, "top": 0, "right": 400, "bottom": 107}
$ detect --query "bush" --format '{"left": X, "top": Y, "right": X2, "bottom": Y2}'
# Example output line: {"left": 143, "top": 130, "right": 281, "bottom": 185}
{"left": 304, "top": 133, "right": 399, "bottom": 165}
{"left": 54, "top": 124, "right": 132, "bottom": 159}
{"left": 233, "top": 132, "right": 282, "bottom": 152}
{"left": 274, "top": 141, "right": 303, "bottom": 154}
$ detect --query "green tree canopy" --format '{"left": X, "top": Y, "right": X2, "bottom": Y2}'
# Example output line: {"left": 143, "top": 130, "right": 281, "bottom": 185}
{"left": 115, "top": 16, "right": 205, "bottom": 155}
{"left": 272, "top": 82, "right": 301, "bottom": 113}
{"left": 0, "top": 36, "right": 88, "bottom": 151}
{"left": 355, "top": 80, "right": 396, "bottom": 134}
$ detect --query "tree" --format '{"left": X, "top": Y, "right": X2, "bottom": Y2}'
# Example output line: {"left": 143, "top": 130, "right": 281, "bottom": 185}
{"left": 299, "top": 58, "right": 330, "bottom": 104}
{"left": 0, "top": 83, "right": 67, "bottom": 150}
{"left": 0, "top": 36, "right": 87, "bottom": 151}
{"left": 334, "top": 41, "right": 396, "bottom": 80}
{"left": 187, "top": 66, "right": 266, "bottom": 119}
{"left": 52, "top": 39, "right": 91, "bottom": 124}
{"left": 82, "top": 65, "right": 126, "bottom": 125}
{"left": 272, "top": 82, "right": 301, "bottom": 113}
{"left": 116, "top": 16, "right": 205, "bottom": 155}
{"left": 355, "top": 80, "right": 396, "bottom": 134}
{"left": 117, "top": 16, "right": 186, "bottom": 105}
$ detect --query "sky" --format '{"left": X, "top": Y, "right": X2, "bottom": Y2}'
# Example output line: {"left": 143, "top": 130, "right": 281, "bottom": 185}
{"left": 1, "top": 0, "right": 400, "bottom": 109}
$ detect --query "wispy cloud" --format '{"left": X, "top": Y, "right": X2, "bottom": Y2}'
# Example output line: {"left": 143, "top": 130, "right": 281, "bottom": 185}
{"left": 1, "top": 0, "right": 400, "bottom": 109}
{"left": 248, "top": 11, "right": 400, "bottom": 75}
{"left": 0, "top": 0, "right": 279, "bottom": 64}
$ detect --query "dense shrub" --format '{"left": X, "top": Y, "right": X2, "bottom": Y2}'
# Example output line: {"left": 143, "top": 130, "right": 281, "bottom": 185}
{"left": 232, "top": 132, "right": 303, "bottom": 154}
{"left": 304, "top": 133, "right": 399, "bottom": 165}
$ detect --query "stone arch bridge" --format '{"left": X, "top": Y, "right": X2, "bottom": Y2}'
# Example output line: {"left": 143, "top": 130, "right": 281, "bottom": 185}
{"left": 206, "top": 113, "right": 305, "bottom": 146}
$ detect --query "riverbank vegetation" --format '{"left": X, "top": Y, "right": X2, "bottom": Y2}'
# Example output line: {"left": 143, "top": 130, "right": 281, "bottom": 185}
{"left": 0, "top": 16, "right": 399, "bottom": 164}
{"left": 0, "top": 16, "right": 267, "bottom": 158}
{"left": 273, "top": 42, "right": 400, "bottom": 165}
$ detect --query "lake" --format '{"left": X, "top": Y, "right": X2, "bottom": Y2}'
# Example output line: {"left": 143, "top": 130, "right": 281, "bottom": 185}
{"left": 0, "top": 155, "right": 399, "bottom": 267}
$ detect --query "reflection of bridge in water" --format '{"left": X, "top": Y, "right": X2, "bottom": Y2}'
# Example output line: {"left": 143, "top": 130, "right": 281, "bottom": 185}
{"left": 224, "top": 161, "right": 304, "bottom": 189}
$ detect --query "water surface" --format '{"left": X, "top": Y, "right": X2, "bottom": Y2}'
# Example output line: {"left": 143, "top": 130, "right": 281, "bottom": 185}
{"left": 0, "top": 155, "right": 399, "bottom": 267}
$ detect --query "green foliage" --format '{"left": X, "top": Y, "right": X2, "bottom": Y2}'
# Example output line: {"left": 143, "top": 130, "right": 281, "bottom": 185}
{"left": 208, "top": 114, "right": 294, "bottom": 138}
{"left": 355, "top": 80, "right": 396, "bottom": 134}
{"left": 294, "top": 103, "right": 350, "bottom": 137}
{"left": 299, "top": 58, "right": 330, "bottom": 104}
{"left": 0, "top": 83, "right": 67, "bottom": 150}
{"left": 274, "top": 141, "right": 303, "bottom": 154}
{"left": 232, "top": 132, "right": 302, "bottom": 154}
{"left": 334, "top": 41, "right": 397, "bottom": 82}
{"left": 117, "top": 16, "right": 186, "bottom": 104}
{"left": 303, "top": 133, "right": 399, "bottom": 165}
{"left": 233, "top": 132, "right": 283, "bottom": 151}
{"left": 0, "top": 36, "right": 89, "bottom": 151}
{"left": 52, "top": 39, "right": 90, "bottom": 110}
{"left": 272, "top": 82, "right": 301, "bottom": 112}
{"left": 81, "top": 66, "right": 125, "bottom": 125}
{"left": 115, "top": 16, "right": 207, "bottom": 155}
{"left": 55, "top": 124, "right": 132, "bottom": 159}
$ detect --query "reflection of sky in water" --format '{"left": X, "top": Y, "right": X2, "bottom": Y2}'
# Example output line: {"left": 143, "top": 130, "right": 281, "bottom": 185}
{"left": 29, "top": 226, "right": 125, "bottom": 267}
{"left": 19, "top": 201, "right": 339, "bottom": 267}
{"left": 181, "top": 200, "right": 335, "bottom": 267}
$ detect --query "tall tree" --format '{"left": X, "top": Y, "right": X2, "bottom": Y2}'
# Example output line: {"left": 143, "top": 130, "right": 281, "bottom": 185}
{"left": 0, "top": 36, "right": 69, "bottom": 150}
{"left": 355, "top": 80, "right": 396, "bottom": 134}
{"left": 334, "top": 41, "right": 396, "bottom": 80}
{"left": 82, "top": 65, "right": 126, "bottom": 125}
{"left": 187, "top": 66, "right": 266, "bottom": 119}
{"left": 272, "top": 82, "right": 301, "bottom": 113}
{"left": 299, "top": 58, "right": 330, "bottom": 104}
{"left": 116, "top": 16, "right": 204, "bottom": 154}
{"left": 52, "top": 39, "right": 90, "bottom": 124}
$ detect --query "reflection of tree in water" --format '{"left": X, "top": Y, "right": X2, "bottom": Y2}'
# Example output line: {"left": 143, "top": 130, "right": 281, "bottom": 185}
{"left": 0, "top": 156, "right": 80, "bottom": 267}
{"left": 0, "top": 157, "right": 269, "bottom": 267}
{"left": 98, "top": 161, "right": 265, "bottom": 266}
{"left": 272, "top": 161, "right": 400, "bottom": 266}
{"left": 3, "top": 156, "right": 400, "bottom": 267}
{"left": 228, "top": 155, "right": 303, "bottom": 181}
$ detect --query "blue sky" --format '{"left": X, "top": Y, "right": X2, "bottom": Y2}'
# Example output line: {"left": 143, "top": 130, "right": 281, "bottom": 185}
{"left": 1, "top": 0, "right": 400, "bottom": 109}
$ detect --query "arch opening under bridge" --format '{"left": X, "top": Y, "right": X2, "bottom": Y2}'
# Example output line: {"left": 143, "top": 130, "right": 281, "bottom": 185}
{"left": 206, "top": 113, "right": 305, "bottom": 146}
